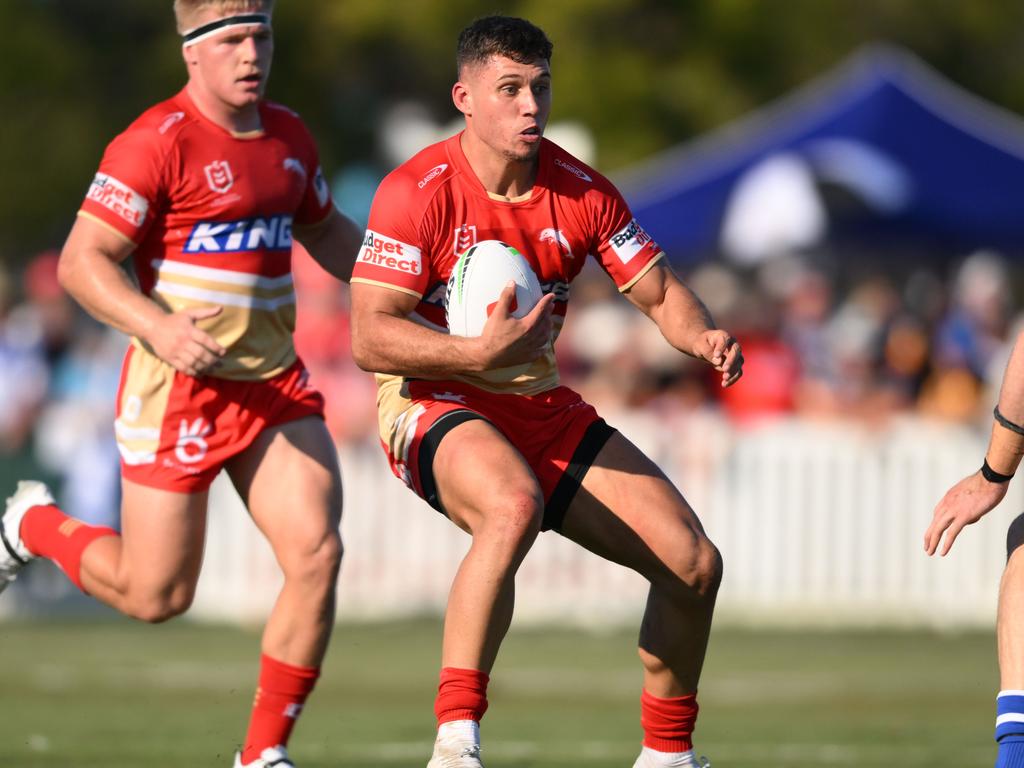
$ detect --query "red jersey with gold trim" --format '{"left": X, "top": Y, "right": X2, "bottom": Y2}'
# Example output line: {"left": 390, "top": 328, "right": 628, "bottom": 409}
{"left": 78, "top": 89, "right": 333, "bottom": 381}
{"left": 352, "top": 132, "right": 663, "bottom": 397}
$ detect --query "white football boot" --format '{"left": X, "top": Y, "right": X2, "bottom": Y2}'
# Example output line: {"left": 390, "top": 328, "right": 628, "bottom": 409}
{"left": 232, "top": 746, "right": 295, "bottom": 767}
{"left": 631, "top": 747, "right": 710, "bottom": 768}
{"left": 426, "top": 742, "right": 483, "bottom": 768}
{"left": 426, "top": 720, "right": 484, "bottom": 767}
{"left": 0, "top": 480, "right": 54, "bottom": 593}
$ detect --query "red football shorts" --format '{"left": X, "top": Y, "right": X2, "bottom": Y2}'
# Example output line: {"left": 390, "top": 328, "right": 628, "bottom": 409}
{"left": 114, "top": 346, "right": 325, "bottom": 493}
{"left": 384, "top": 380, "right": 616, "bottom": 531}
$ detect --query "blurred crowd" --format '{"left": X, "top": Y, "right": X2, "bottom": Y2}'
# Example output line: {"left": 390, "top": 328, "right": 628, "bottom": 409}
{"left": 563, "top": 247, "right": 1016, "bottom": 428}
{"left": 0, "top": 244, "right": 1016, "bottom": 529}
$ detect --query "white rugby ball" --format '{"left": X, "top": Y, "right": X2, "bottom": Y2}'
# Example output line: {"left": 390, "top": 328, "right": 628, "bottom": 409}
{"left": 445, "top": 240, "right": 544, "bottom": 337}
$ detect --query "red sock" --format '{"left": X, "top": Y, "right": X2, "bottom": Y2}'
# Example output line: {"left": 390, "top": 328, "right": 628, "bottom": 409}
{"left": 19, "top": 504, "right": 118, "bottom": 593}
{"left": 241, "top": 654, "right": 320, "bottom": 764}
{"left": 434, "top": 667, "right": 489, "bottom": 725}
{"left": 640, "top": 689, "right": 699, "bottom": 752}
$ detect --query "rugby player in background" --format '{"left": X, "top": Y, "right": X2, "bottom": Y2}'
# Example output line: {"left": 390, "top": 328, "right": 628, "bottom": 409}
{"left": 349, "top": 16, "right": 743, "bottom": 768}
{"left": 926, "top": 331, "right": 1024, "bottom": 768}
{"left": 0, "top": 2, "right": 362, "bottom": 766}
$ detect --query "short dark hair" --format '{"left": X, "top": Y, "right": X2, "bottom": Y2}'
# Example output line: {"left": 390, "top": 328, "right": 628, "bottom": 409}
{"left": 456, "top": 15, "right": 553, "bottom": 75}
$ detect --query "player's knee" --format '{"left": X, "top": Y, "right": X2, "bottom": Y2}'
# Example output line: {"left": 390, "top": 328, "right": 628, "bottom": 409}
{"left": 314, "top": 530, "right": 344, "bottom": 581}
{"left": 1007, "top": 512, "right": 1024, "bottom": 561}
{"left": 284, "top": 528, "right": 343, "bottom": 588}
{"left": 127, "top": 584, "right": 196, "bottom": 624}
{"left": 662, "top": 538, "right": 723, "bottom": 602}
{"left": 477, "top": 490, "right": 543, "bottom": 557}
{"left": 498, "top": 490, "right": 544, "bottom": 541}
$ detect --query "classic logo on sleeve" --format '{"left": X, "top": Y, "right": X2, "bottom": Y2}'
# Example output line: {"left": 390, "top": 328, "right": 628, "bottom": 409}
{"left": 359, "top": 231, "right": 422, "bottom": 276}
{"left": 554, "top": 157, "right": 593, "bottom": 183}
{"left": 418, "top": 163, "right": 448, "bottom": 189}
{"left": 608, "top": 218, "right": 655, "bottom": 264}
{"left": 86, "top": 174, "right": 149, "bottom": 228}
{"left": 158, "top": 111, "right": 185, "bottom": 135}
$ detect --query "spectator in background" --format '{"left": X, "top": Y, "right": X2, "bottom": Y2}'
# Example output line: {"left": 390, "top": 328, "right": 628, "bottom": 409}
{"left": 715, "top": 265, "right": 800, "bottom": 424}
{"left": 0, "top": 258, "right": 51, "bottom": 456}
{"left": 923, "top": 251, "right": 1012, "bottom": 421}
{"left": 34, "top": 323, "right": 125, "bottom": 530}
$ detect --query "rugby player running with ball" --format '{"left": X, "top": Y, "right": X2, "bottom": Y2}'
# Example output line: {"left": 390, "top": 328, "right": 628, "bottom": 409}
{"left": 350, "top": 15, "right": 743, "bottom": 768}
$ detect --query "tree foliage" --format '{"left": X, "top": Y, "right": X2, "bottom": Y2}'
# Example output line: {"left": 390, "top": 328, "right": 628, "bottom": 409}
{"left": 4, "top": 0, "right": 1024, "bottom": 262}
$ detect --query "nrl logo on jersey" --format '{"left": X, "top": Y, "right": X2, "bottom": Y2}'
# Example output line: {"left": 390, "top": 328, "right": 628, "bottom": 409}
{"left": 453, "top": 224, "right": 477, "bottom": 255}
{"left": 204, "top": 159, "right": 234, "bottom": 194}
{"left": 183, "top": 214, "right": 294, "bottom": 253}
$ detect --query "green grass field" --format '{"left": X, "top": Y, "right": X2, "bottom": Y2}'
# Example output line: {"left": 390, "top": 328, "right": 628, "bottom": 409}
{"left": 0, "top": 618, "right": 999, "bottom": 767}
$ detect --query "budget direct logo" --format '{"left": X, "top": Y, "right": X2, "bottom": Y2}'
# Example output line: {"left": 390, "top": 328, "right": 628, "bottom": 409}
{"left": 360, "top": 231, "right": 423, "bottom": 276}
{"left": 608, "top": 218, "right": 654, "bottom": 264}
{"left": 87, "top": 174, "right": 149, "bottom": 228}
{"left": 183, "top": 215, "right": 294, "bottom": 253}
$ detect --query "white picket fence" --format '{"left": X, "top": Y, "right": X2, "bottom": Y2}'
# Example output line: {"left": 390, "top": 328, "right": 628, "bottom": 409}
{"left": 188, "top": 411, "right": 1017, "bottom": 628}
{"left": 3, "top": 413, "right": 1016, "bottom": 627}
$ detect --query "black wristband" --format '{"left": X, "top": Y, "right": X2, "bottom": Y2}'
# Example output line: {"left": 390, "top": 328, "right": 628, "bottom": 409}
{"left": 982, "top": 458, "right": 1014, "bottom": 484}
{"left": 994, "top": 405, "right": 1024, "bottom": 436}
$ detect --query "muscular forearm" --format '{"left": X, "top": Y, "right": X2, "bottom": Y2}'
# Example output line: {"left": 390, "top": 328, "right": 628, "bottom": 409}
{"left": 987, "top": 331, "right": 1024, "bottom": 476}
{"left": 296, "top": 208, "right": 363, "bottom": 284}
{"left": 59, "top": 248, "right": 167, "bottom": 340}
{"left": 998, "top": 333, "right": 1024, "bottom": 424}
{"left": 648, "top": 278, "right": 716, "bottom": 357}
{"left": 352, "top": 311, "right": 485, "bottom": 377}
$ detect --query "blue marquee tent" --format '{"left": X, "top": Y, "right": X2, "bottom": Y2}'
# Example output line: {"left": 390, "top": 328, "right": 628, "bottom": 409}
{"left": 617, "top": 45, "right": 1024, "bottom": 264}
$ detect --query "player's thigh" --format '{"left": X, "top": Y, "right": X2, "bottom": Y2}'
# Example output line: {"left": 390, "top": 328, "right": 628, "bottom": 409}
{"left": 559, "top": 430, "right": 714, "bottom": 579}
{"left": 226, "top": 416, "right": 342, "bottom": 560}
{"left": 119, "top": 478, "right": 208, "bottom": 592}
{"left": 432, "top": 418, "right": 543, "bottom": 536}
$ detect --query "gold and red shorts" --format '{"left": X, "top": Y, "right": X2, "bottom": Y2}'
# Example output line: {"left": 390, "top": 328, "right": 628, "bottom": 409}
{"left": 114, "top": 346, "right": 325, "bottom": 493}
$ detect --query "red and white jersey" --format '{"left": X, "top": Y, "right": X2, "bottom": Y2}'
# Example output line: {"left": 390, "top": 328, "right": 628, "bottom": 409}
{"left": 78, "top": 89, "right": 333, "bottom": 380}
{"left": 353, "top": 132, "right": 663, "bottom": 396}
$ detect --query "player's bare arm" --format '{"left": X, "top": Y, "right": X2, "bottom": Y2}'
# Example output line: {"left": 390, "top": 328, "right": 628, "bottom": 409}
{"left": 292, "top": 207, "right": 364, "bottom": 283}
{"left": 350, "top": 281, "right": 554, "bottom": 377}
{"left": 624, "top": 261, "right": 744, "bottom": 387}
{"left": 925, "top": 329, "right": 1024, "bottom": 556}
{"left": 59, "top": 216, "right": 226, "bottom": 376}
